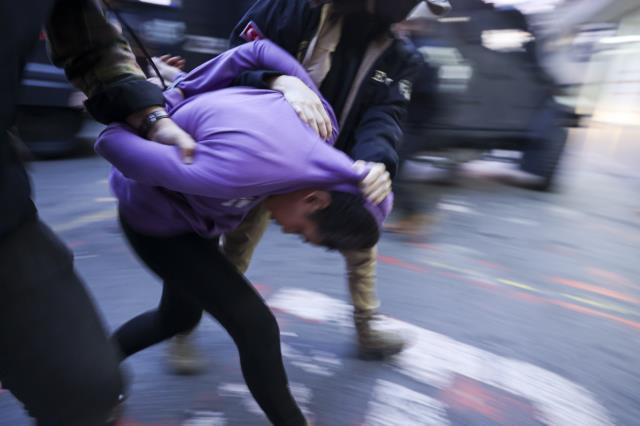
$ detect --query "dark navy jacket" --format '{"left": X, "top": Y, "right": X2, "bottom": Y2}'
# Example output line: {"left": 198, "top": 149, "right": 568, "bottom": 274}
{"left": 229, "top": 0, "right": 423, "bottom": 177}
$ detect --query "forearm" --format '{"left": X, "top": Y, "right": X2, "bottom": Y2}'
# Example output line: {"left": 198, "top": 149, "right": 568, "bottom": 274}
{"left": 46, "top": 0, "right": 164, "bottom": 123}
{"left": 96, "top": 125, "right": 233, "bottom": 198}
{"left": 95, "top": 125, "right": 178, "bottom": 186}
{"left": 178, "top": 40, "right": 319, "bottom": 98}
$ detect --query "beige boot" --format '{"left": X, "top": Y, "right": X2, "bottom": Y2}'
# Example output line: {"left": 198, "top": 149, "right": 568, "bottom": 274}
{"left": 167, "top": 333, "right": 206, "bottom": 375}
{"left": 354, "top": 310, "right": 406, "bottom": 360}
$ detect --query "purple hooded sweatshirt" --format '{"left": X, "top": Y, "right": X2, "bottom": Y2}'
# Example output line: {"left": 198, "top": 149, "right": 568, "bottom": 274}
{"left": 95, "top": 40, "right": 392, "bottom": 238}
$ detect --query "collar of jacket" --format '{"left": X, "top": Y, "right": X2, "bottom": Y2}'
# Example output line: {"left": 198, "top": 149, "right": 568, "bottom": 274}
{"left": 338, "top": 33, "right": 392, "bottom": 127}
{"left": 304, "top": 4, "right": 394, "bottom": 127}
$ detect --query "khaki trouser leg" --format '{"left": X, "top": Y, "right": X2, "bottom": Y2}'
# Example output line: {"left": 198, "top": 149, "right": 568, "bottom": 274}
{"left": 224, "top": 204, "right": 380, "bottom": 314}
{"left": 340, "top": 245, "right": 380, "bottom": 313}
{"left": 222, "top": 204, "right": 271, "bottom": 274}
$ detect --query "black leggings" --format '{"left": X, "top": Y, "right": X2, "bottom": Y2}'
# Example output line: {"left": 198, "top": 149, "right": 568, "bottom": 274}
{"left": 115, "top": 217, "right": 305, "bottom": 426}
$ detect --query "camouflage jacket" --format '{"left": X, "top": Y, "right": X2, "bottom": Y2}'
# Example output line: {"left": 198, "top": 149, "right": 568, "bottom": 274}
{"left": 46, "top": 0, "right": 164, "bottom": 123}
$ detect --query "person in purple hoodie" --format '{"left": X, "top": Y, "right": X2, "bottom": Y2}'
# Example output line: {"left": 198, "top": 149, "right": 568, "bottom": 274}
{"left": 95, "top": 39, "right": 391, "bottom": 425}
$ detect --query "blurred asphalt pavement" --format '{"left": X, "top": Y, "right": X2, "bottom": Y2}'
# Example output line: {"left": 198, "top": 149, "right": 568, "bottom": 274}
{"left": 1, "top": 129, "right": 639, "bottom": 425}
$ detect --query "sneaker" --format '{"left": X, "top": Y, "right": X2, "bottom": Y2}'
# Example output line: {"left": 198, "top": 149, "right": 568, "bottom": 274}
{"left": 167, "top": 333, "right": 206, "bottom": 375}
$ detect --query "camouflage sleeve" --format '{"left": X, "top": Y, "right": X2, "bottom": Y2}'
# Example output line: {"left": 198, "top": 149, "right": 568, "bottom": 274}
{"left": 45, "top": 0, "right": 164, "bottom": 123}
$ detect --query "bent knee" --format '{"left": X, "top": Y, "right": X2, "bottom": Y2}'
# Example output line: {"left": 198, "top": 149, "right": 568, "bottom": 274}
{"left": 172, "top": 309, "right": 203, "bottom": 335}
{"left": 237, "top": 308, "right": 281, "bottom": 347}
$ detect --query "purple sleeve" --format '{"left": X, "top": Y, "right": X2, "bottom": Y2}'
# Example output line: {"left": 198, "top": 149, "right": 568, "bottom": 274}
{"left": 177, "top": 40, "right": 338, "bottom": 143}
{"left": 178, "top": 40, "right": 319, "bottom": 98}
{"left": 95, "top": 124, "right": 241, "bottom": 199}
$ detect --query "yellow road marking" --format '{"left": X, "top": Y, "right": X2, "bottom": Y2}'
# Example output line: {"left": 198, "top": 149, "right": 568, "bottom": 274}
{"left": 498, "top": 279, "right": 540, "bottom": 292}
{"left": 52, "top": 209, "right": 117, "bottom": 233}
{"left": 561, "top": 294, "right": 635, "bottom": 316}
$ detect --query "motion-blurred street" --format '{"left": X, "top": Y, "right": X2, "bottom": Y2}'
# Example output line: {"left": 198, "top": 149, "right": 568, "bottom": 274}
{"left": 1, "top": 127, "right": 638, "bottom": 425}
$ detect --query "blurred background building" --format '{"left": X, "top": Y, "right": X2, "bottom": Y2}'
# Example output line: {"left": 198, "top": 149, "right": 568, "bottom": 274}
{"left": 15, "top": 0, "right": 253, "bottom": 157}
{"left": 535, "top": 0, "right": 640, "bottom": 126}
{"left": 532, "top": 0, "right": 640, "bottom": 174}
{"left": 14, "top": 0, "right": 640, "bottom": 174}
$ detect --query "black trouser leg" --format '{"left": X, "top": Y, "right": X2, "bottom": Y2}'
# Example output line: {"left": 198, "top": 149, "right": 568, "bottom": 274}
{"left": 394, "top": 132, "right": 427, "bottom": 216}
{"left": 115, "top": 218, "right": 306, "bottom": 426}
{"left": 114, "top": 276, "right": 204, "bottom": 358}
{"left": 0, "top": 219, "right": 125, "bottom": 426}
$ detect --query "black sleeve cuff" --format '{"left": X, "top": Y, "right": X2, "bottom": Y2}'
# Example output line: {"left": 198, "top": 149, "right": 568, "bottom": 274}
{"left": 232, "top": 70, "right": 283, "bottom": 89}
{"left": 84, "top": 77, "right": 165, "bottom": 124}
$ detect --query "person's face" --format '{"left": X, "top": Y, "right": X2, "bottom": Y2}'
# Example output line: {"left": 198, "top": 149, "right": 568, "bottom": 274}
{"left": 264, "top": 190, "right": 331, "bottom": 245}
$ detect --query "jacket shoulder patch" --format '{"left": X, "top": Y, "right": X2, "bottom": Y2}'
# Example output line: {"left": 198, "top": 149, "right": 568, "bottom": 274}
{"left": 240, "top": 21, "right": 265, "bottom": 42}
{"left": 398, "top": 79, "right": 412, "bottom": 101}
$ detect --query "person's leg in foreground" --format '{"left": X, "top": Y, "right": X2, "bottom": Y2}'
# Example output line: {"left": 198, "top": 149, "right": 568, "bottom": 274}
{"left": 0, "top": 219, "right": 125, "bottom": 426}
{"left": 169, "top": 203, "right": 405, "bottom": 364}
{"left": 226, "top": 208, "right": 405, "bottom": 359}
{"left": 223, "top": 207, "right": 406, "bottom": 359}
{"left": 167, "top": 205, "right": 271, "bottom": 374}
{"left": 115, "top": 217, "right": 306, "bottom": 426}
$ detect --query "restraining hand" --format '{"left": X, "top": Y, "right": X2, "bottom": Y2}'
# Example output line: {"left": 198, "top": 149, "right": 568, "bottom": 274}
{"left": 269, "top": 75, "right": 333, "bottom": 141}
{"left": 353, "top": 160, "right": 392, "bottom": 204}
{"left": 148, "top": 55, "right": 186, "bottom": 83}
{"left": 148, "top": 118, "right": 196, "bottom": 164}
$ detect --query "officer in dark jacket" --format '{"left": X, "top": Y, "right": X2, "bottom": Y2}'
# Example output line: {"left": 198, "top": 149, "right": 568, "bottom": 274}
{"left": 228, "top": 0, "right": 452, "bottom": 177}
{"left": 166, "top": 0, "right": 452, "bottom": 372}
{"left": 0, "top": 0, "right": 196, "bottom": 422}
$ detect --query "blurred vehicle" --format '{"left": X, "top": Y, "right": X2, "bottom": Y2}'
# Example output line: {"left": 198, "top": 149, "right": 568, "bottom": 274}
{"left": 15, "top": 0, "right": 252, "bottom": 158}
{"left": 15, "top": 32, "right": 87, "bottom": 158}
{"left": 398, "top": 1, "right": 578, "bottom": 191}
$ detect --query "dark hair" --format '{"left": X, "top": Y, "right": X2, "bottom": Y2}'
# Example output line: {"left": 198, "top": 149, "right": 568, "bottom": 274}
{"left": 309, "top": 191, "right": 380, "bottom": 250}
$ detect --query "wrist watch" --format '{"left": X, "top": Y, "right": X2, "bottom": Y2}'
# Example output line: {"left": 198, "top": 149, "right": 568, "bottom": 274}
{"left": 138, "top": 110, "right": 170, "bottom": 137}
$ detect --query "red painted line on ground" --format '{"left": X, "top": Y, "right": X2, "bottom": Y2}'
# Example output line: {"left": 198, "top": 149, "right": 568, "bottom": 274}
{"left": 550, "top": 300, "right": 640, "bottom": 331}
{"left": 380, "top": 254, "right": 640, "bottom": 332}
{"left": 551, "top": 277, "right": 640, "bottom": 305}
{"left": 410, "top": 242, "right": 437, "bottom": 251}
{"left": 586, "top": 267, "right": 637, "bottom": 289}
{"left": 378, "top": 255, "right": 429, "bottom": 273}
{"left": 472, "top": 259, "right": 505, "bottom": 270}
{"left": 440, "top": 376, "right": 540, "bottom": 423}
{"left": 544, "top": 243, "right": 579, "bottom": 258}
{"left": 253, "top": 282, "right": 272, "bottom": 296}
{"left": 441, "top": 376, "right": 501, "bottom": 420}
{"left": 380, "top": 254, "right": 500, "bottom": 294}
{"left": 439, "top": 270, "right": 462, "bottom": 281}
{"left": 592, "top": 222, "right": 640, "bottom": 243}
{"left": 458, "top": 276, "right": 498, "bottom": 292}
{"left": 510, "top": 291, "right": 546, "bottom": 304}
